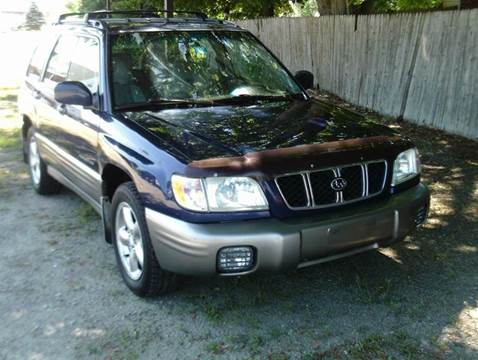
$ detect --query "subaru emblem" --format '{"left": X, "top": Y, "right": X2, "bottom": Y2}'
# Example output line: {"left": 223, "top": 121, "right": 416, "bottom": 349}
{"left": 330, "top": 177, "right": 347, "bottom": 191}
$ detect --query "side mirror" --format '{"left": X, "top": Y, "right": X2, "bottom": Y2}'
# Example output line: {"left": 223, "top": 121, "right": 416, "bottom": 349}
{"left": 54, "top": 81, "right": 92, "bottom": 107}
{"left": 295, "top": 70, "right": 314, "bottom": 90}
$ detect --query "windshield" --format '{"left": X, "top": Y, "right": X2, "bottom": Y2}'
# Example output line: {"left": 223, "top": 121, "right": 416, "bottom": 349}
{"left": 110, "top": 31, "right": 303, "bottom": 108}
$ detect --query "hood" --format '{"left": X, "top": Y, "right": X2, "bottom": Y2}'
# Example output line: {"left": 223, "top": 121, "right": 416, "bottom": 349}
{"left": 125, "top": 99, "right": 402, "bottom": 163}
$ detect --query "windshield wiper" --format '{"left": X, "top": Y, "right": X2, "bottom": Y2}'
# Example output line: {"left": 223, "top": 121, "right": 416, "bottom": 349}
{"left": 115, "top": 99, "right": 216, "bottom": 111}
{"left": 115, "top": 93, "right": 305, "bottom": 111}
{"left": 209, "top": 93, "right": 305, "bottom": 104}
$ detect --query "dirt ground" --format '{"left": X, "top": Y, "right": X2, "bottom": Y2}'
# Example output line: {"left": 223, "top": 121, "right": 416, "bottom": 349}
{"left": 0, "top": 85, "right": 477, "bottom": 360}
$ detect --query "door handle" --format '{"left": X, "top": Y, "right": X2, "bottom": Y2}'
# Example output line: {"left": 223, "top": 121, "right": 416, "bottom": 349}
{"left": 33, "top": 90, "right": 41, "bottom": 99}
{"left": 57, "top": 104, "right": 66, "bottom": 115}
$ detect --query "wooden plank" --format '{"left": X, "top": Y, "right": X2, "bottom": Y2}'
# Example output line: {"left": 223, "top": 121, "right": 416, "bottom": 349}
{"left": 236, "top": 10, "right": 478, "bottom": 139}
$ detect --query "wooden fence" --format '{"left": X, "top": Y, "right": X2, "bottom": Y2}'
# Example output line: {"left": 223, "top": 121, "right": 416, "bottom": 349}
{"left": 236, "top": 10, "right": 478, "bottom": 139}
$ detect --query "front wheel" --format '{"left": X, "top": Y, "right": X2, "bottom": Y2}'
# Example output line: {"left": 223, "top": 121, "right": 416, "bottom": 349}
{"left": 112, "top": 182, "right": 176, "bottom": 297}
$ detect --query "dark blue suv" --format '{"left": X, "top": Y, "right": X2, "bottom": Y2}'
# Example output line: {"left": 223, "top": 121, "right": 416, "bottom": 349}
{"left": 19, "top": 10, "right": 430, "bottom": 297}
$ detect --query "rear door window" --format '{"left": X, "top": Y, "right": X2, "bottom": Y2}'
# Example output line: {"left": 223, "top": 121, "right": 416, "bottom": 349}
{"left": 27, "top": 34, "right": 56, "bottom": 81}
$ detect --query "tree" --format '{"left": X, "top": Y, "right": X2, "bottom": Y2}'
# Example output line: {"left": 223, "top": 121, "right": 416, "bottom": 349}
{"left": 289, "top": 0, "right": 320, "bottom": 16}
{"left": 65, "top": 0, "right": 447, "bottom": 18}
{"left": 67, "top": 0, "right": 292, "bottom": 19}
{"left": 348, "top": 0, "right": 443, "bottom": 14}
{"left": 316, "top": 0, "right": 348, "bottom": 14}
{"left": 66, "top": 0, "right": 104, "bottom": 12}
{"left": 21, "top": 2, "right": 46, "bottom": 31}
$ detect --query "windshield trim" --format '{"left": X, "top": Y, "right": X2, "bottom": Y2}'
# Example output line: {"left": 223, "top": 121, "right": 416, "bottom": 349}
{"left": 108, "top": 29, "right": 309, "bottom": 111}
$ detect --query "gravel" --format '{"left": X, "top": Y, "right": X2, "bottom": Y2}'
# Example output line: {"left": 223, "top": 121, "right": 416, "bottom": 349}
{"left": 1, "top": 88, "right": 477, "bottom": 359}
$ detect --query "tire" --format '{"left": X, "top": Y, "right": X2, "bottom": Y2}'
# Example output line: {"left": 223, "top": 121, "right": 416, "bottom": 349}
{"left": 27, "top": 128, "right": 62, "bottom": 195}
{"left": 111, "top": 182, "right": 176, "bottom": 297}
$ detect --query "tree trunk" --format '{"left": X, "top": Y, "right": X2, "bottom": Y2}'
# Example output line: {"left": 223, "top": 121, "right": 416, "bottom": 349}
{"left": 351, "top": 0, "right": 376, "bottom": 14}
{"left": 223, "top": 6, "right": 230, "bottom": 19}
{"left": 221, "top": 0, "right": 231, "bottom": 19}
{"left": 261, "top": 1, "right": 275, "bottom": 17}
{"left": 317, "top": 0, "right": 348, "bottom": 15}
{"left": 164, "top": 0, "right": 174, "bottom": 15}
{"left": 361, "top": 0, "right": 376, "bottom": 13}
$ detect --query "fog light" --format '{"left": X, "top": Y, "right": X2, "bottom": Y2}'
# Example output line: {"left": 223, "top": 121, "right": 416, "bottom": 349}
{"left": 217, "top": 246, "right": 255, "bottom": 274}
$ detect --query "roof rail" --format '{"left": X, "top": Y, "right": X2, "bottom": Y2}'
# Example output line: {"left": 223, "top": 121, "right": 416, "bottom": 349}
{"left": 57, "top": 9, "right": 208, "bottom": 24}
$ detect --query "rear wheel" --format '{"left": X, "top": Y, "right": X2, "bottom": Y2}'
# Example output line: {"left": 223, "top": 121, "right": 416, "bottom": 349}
{"left": 112, "top": 182, "right": 176, "bottom": 297}
{"left": 27, "top": 128, "right": 61, "bottom": 195}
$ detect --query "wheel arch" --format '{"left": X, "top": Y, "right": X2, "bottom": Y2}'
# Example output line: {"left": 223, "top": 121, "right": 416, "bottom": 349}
{"left": 101, "top": 163, "right": 135, "bottom": 243}
{"left": 22, "top": 114, "right": 33, "bottom": 139}
{"left": 22, "top": 115, "right": 33, "bottom": 162}
{"left": 101, "top": 163, "right": 134, "bottom": 199}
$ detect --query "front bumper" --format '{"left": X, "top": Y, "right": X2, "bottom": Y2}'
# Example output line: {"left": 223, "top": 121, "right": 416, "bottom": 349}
{"left": 146, "top": 183, "right": 430, "bottom": 276}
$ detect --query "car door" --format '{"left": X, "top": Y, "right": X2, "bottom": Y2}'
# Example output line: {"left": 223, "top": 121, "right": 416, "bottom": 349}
{"left": 33, "top": 34, "right": 78, "bottom": 178}
{"left": 36, "top": 34, "right": 102, "bottom": 203}
{"left": 20, "top": 34, "right": 57, "bottom": 150}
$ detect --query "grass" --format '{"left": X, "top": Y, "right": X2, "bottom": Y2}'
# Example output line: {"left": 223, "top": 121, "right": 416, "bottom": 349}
{"left": 202, "top": 302, "right": 224, "bottom": 323}
{"left": 349, "top": 332, "right": 424, "bottom": 359}
{"left": 269, "top": 352, "right": 289, "bottom": 360}
{"left": 75, "top": 202, "right": 101, "bottom": 235}
{"left": 0, "top": 163, "right": 28, "bottom": 198}
{"left": 77, "top": 203, "right": 100, "bottom": 224}
{"left": 306, "top": 331, "right": 430, "bottom": 360}
{"left": 0, "top": 91, "right": 17, "bottom": 102}
{"left": 0, "top": 128, "right": 21, "bottom": 150}
{"left": 247, "top": 334, "right": 264, "bottom": 354}
{"left": 0, "top": 87, "right": 21, "bottom": 151}
{"left": 206, "top": 341, "right": 226, "bottom": 355}
{"left": 354, "top": 274, "right": 393, "bottom": 304}
{"left": 268, "top": 327, "right": 284, "bottom": 340}
{"left": 78, "top": 327, "right": 144, "bottom": 360}
{"left": 39, "top": 220, "right": 83, "bottom": 235}
{"left": 225, "top": 333, "right": 264, "bottom": 355}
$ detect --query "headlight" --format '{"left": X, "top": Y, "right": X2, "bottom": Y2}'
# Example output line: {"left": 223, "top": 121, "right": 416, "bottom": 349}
{"left": 171, "top": 175, "right": 268, "bottom": 212}
{"left": 392, "top": 148, "right": 421, "bottom": 186}
{"left": 205, "top": 177, "right": 268, "bottom": 211}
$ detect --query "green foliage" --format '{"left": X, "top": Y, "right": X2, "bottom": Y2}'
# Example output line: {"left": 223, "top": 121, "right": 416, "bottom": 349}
{"left": 66, "top": 0, "right": 104, "bottom": 12}
{"left": 65, "top": 0, "right": 445, "bottom": 17}
{"left": 349, "top": 0, "right": 443, "bottom": 13}
{"left": 21, "top": 2, "right": 45, "bottom": 31}
{"left": 393, "top": 0, "right": 443, "bottom": 11}
{"left": 290, "top": 0, "right": 319, "bottom": 16}
{"left": 67, "top": 0, "right": 292, "bottom": 19}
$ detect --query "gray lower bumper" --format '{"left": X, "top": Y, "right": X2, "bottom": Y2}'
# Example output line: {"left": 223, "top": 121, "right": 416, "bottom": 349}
{"left": 145, "top": 183, "right": 430, "bottom": 276}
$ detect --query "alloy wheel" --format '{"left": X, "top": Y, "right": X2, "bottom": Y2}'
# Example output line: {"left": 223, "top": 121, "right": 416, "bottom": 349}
{"left": 29, "top": 137, "right": 41, "bottom": 185}
{"left": 115, "top": 202, "right": 144, "bottom": 280}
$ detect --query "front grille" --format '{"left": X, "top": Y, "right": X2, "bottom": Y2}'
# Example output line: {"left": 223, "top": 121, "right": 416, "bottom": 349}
{"left": 275, "top": 160, "right": 388, "bottom": 210}
{"left": 341, "top": 165, "right": 364, "bottom": 201}
{"left": 368, "top": 161, "right": 387, "bottom": 194}
{"left": 275, "top": 174, "right": 309, "bottom": 208}
{"left": 310, "top": 170, "right": 337, "bottom": 205}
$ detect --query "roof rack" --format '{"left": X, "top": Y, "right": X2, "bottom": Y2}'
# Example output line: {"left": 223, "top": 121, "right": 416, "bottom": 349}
{"left": 57, "top": 9, "right": 208, "bottom": 24}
